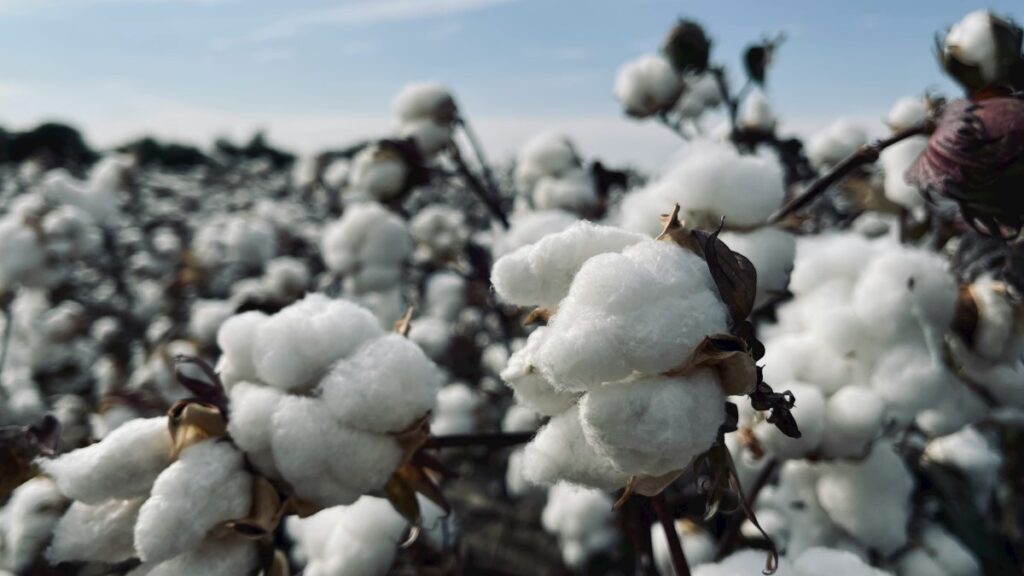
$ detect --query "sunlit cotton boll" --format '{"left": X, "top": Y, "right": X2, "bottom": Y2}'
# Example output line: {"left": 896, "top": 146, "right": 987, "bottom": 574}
{"left": 500, "top": 327, "right": 578, "bottom": 417}
{"left": 615, "top": 54, "right": 684, "bottom": 118}
{"left": 739, "top": 90, "right": 777, "bottom": 132}
{"left": 944, "top": 10, "right": 1004, "bottom": 85}
{"left": 391, "top": 81, "right": 457, "bottom": 126}
{"left": 321, "top": 202, "right": 412, "bottom": 294}
{"left": 348, "top": 144, "right": 410, "bottom": 201}
{"left": 880, "top": 136, "right": 929, "bottom": 209}
{"left": 296, "top": 497, "right": 409, "bottom": 576}
{"left": 807, "top": 120, "right": 868, "bottom": 170}
{"left": 431, "top": 383, "right": 481, "bottom": 436}
{"left": 886, "top": 96, "right": 930, "bottom": 132}
{"left": 523, "top": 406, "right": 631, "bottom": 490}
{"left": 820, "top": 386, "right": 885, "bottom": 458}
{"left": 514, "top": 132, "right": 581, "bottom": 193}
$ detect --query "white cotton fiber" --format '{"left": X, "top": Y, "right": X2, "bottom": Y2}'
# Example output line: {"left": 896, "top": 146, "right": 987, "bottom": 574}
{"left": 925, "top": 426, "right": 1001, "bottom": 510}
{"left": 906, "top": 524, "right": 980, "bottom": 576}
{"left": 945, "top": 11, "right": 1000, "bottom": 83}
{"left": 887, "top": 97, "right": 929, "bottom": 131}
{"left": 720, "top": 228, "right": 795, "bottom": 307}
{"left": 319, "top": 333, "right": 442, "bottom": 434}
{"left": 693, "top": 549, "right": 796, "bottom": 576}
{"left": 321, "top": 202, "right": 412, "bottom": 292}
{"left": 409, "top": 206, "right": 469, "bottom": 263}
{"left": 676, "top": 72, "right": 722, "bottom": 118}
{"left": 807, "top": 120, "right": 868, "bottom": 170}
{"left": 821, "top": 386, "right": 885, "bottom": 458}
{"left": 47, "top": 498, "right": 143, "bottom": 564}
{"left": 432, "top": 383, "right": 481, "bottom": 436}
{"left": 215, "top": 311, "right": 267, "bottom": 383}
{"left": 501, "top": 328, "right": 578, "bottom": 416}
{"left": 348, "top": 145, "right": 409, "bottom": 201}
{"left": 816, "top": 442, "right": 913, "bottom": 555}
{"left": 188, "top": 299, "right": 235, "bottom": 345}
{"left": 652, "top": 520, "right": 715, "bottom": 575}
{"left": 408, "top": 316, "right": 452, "bottom": 360}
{"left": 493, "top": 209, "right": 578, "bottom": 257}
{"left": 134, "top": 440, "right": 252, "bottom": 563}
{"left": 3, "top": 477, "right": 66, "bottom": 572}
{"left": 41, "top": 416, "right": 172, "bottom": 503}
{"left": 880, "top": 136, "right": 928, "bottom": 209}
{"left": 614, "top": 54, "right": 684, "bottom": 118}
{"left": 270, "top": 396, "right": 403, "bottom": 506}
{"left": 523, "top": 406, "right": 630, "bottom": 490}
{"left": 424, "top": 271, "right": 466, "bottom": 321}
{"left": 542, "top": 483, "right": 618, "bottom": 568}
{"left": 791, "top": 546, "right": 890, "bottom": 575}
{"left": 739, "top": 90, "right": 777, "bottom": 132}
{"left": 580, "top": 372, "right": 724, "bottom": 477}
{"left": 392, "top": 82, "right": 455, "bottom": 125}
{"left": 0, "top": 217, "right": 45, "bottom": 290}
{"left": 514, "top": 132, "right": 581, "bottom": 193}
{"left": 305, "top": 497, "right": 408, "bottom": 576}
{"left": 532, "top": 169, "right": 598, "bottom": 213}
{"left": 536, "top": 240, "right": 727, "bottom": 390}
{"left": 491, "top": 220, "right": 646, "bottom": 308}
{"left": 788, "top": 233, "right": 882, "bottom": 296}
{"left": 754, "top": 382, "right": 825, "bottom": 460}
{"left": 133, "top": 538, "right": 258, "bottom": 576}
{"left": 870, "top": 345, "right": 951, "bottom": 421}
{"left": 226, "top": 381, "right": 285, "bottom": 477}
{"left": 502, "top": 404, "right": 541, "bottom": 433}
{"left": 262, "top": 256, "right": 310, "bottom": 301}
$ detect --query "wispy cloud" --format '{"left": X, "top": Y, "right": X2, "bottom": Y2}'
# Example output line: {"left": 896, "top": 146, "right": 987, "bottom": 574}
{"left": 217, "top": 0, "right": 517, "bottom": 49}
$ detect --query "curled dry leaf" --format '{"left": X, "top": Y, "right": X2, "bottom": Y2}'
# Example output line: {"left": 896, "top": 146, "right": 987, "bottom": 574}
{"left": 224, "top": 476, "right": 287, "bottom": 540}
{"left": 174, "top": 355, "right": 229, "bottom": 415}
{"left": 665, "top": 334, "right": 758, "bottom": 396}
{"left": 522, "top": 307, "right": 553, "bottom": 326}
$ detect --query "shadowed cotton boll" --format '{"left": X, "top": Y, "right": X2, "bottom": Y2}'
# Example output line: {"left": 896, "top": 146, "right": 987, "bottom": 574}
{"left": 47, "top": 498, "right": 143, "bottom": 564}
{"left": 652, "top": 520, "right": 715, "bottom": 575}
{"left": 807, "top": 120, "right": 868, "bottom": 170}
{"left": 321, "top": 203, "right": 412, "bottom": 294}
{"left": 129, "top": 538, "right": 258, "bottom": 576}
{"left": 820, "top": 387, "right": 885, "bottom": 458}
{"left": 391, "top": 82, "right": 456, "bottom": 126}
{"left": 943, "top": 10, "right": 1003, "bottom": 85}
{"left": 2, "top": 478, "right": 66, "bottom": 572}
{"left": 431, "top": 383, "right": 481, "bottom": 436}
{"left": 0, "top": 216, "right": 46, "bottom": 291}
{"left": 348, "top": 145, "right": 409, "bottom": 201}
{"left": 542, "top": 483, "right": 618, "bottom": 568}
{"left": 790, "top": 547, "right": 891, "bottom": 575}
{"left": 880, "top": 136, "right": 929, "bottom": 209}
{"left": 423, "top": 272, "right": 465, "bottom": 322}
{"left": 675, "top": 72, "right": 723, "bottom": 118}
{"left": 408, "top": 316, "right": 452, "bottom": 360}
{"left": 615, "top": 54, "right": 684, "bottom": 118}
{"left": 816, "top": 442, "right": 913, "bottom": 555}
{"left": 895, "top": 524, "right": 980, "bottom": 576}
{"left": 532, "top": 169, "right": 598, "bottom": 213}
{"left": 409, "top": 206, "right": 470, "bottom": 263}
{"left": 693, "top": 549, "right": 796, "bottom": 576}
{"left": 925, "top": 426, "right": 1002, "bottom": 510}
{"left": 261, "top": 256, "right": 310, "bottom": 302}
{"left": 187, "top": 299, "right": 235, "bottom": 346}
{"left": 523, "top": 406, "right": 630, "bottom": 491}
{"left": 739, "top": 90, "right": 777, "bottom": 132}
{"left": 40, "top": 416, "right": 172, "bottom": 503}
{"left": 492, "top": 209, "right": 579, "bottom": 258}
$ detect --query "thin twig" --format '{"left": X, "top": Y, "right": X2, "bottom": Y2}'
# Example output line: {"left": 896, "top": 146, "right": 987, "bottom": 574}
{"left": 425, "top": 431, "right": 533, "bottom": 450}
{"left": 711, "top": 66, "right": 739, "bottom": 137}
{"left": 767, "top": 119, "right": 936, "bottom": 224}
{"left": 651, "top": 493, "right": 691, "bottom": 576}
{"left": 657, "top": 112, "right": 691, "bottom": 141}
{"left": 450, "top": 146, "right": 510, "bottom": 229}
{"left": 457, "top": 116, "right": 499, "bottom": 194}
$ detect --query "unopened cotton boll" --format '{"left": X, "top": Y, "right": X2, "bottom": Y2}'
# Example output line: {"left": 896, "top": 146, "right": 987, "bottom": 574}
{"left": 3, "top": 477, "right": 66, "bottom": 572}
{"left": 41, "top": 416, "right": 172, "bottom": 503}
{"left": 807, "top": 120, "right": 868, "bottom": 170}
{"left": 523, "top": 406, "right": 630, "bottom": 490}
{"left": 134, "top": 440, "right": 252, "bottom": 563}
{"left": 580, "top": 372, "right": 724, "bottom": 477}
{"left": 816, "top": 442, "right": 913, "bottom": 555}
{"left": 500, "top": 328, "right": 578, "bottom": 416}
{"left": 492, "top": 209, "right": 578, "bottom": 257}
{"left": 491, "top": 220, "right": 646, "bottom": 309}
{"left": 720, "top": 228, "right": 795, "bottom": 307}
{"left": 348, "top": 144, "right": 409, "bottom": 201}
{"left": 880, "top": 136, "right": 929, "bottom": 209}
{"left": 320, "top": 333, "right": 442, "bottom": 434}
{"left": 47, "top": 498, "right": 143, "bottom": 564}
{"left": 754, "top": 382, "right": 825, "bottom": 460}
{"left": 532, "top": 169, "right": 598, "bottom": 213}
{"left": 615, "top": 54, "right": 684, "bottom": 118}
{"left": 821, "top": 386, "right": 885, "bottom": 458}
{"left": 320, "top": 202, "right": 412, "bottom": 293}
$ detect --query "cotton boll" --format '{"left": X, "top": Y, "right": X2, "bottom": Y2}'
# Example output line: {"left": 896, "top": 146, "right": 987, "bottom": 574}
{"left": 807, "top": 120, "right": 868, "bottom": 170}
{"left": 271, "top": 396, "right": 403, "bottom": 506}
{"left": 491, "top": 220, "right": 646, "bottom": 308}
{"left": 925, "top": 427, "right": 1001, "bottom": 510}
{"left": 887, "top": 97, "right": 929, "bottom": 131}
{"left": 397, "top": 119, "right": 452, "bottom": 157}
{"left": 720, "top": 228, "right": 795, "bottom": 307}
{"left": 944, "top": 11, "right": 1001, "bottom": 84}
{"left": 391, "top": 82, "right": 456, "bottom": 126}
{"left": 676, "top": 72, "right": 723, "bottom": 118}
{"left": 321, "top": 158, "right": 350, "bottom": 190}
{"left": 771, "top": 460, "right": 844, "bottom": 557}
{"left": 532, "top": 169, "right": 598, "bottom": 213}
{"left": 915, "top": 381, "right": 990, "bottom": 437}
{"left": 307, "top": 497, "right": 408, "bottom": 576}
{"left": 580, "top": 372, "right": 724, "bottom": 477}
{"left": 502, "top": 404, "right": 541, "bottom": 433}
{"left": 615, "top": 54, "right": 684, "bottom": 118}
{"left": 409, "top": 206, "right": 470, "bottom": 263}
{"left": 216, "top": 311, "right": 266, "bottom": 382}
{"left": 821, "top": 387, "right": 885, "bottom": 458}
{"left": 262, "top": 256, "right": 310, "bottom": 301}
{"left": 320, "top": 202, "right": 411, "bottom": 292}
{"left": 501, "top": 328, "right": 578, "bottom": 416}
{"left": 870, "top": 345, "right": 952, "bottom": 422}
{"left": 0, "top": 217, "right": 45, "bottom": 290}
{"left": 791, "top": 547, "right": 890, "bottom": 576}
{"left": 41, "top": 417, "right": 172, "bottom": 503}
{"left": 2, "top": 477, "right": 66, "bottom": 572}
{"left": 522, "top": 406, "right": 630, "bottom": 490}
{"left": 899, "top": 524, "right": 981, "bottom": 576}
{"left": 47, "top": 498, "right": 142, "bottom": 564}
{"left": 431, "top": 383, "right": 481, "bottom": 436}
{"left": 319, "top": 333, "right": 441, "bottom": 434}
{"left": 789, "top": 233, "right": 882, "bottom": 296}
{"left": 652, "top": 520, "right": 715, "bottom": 575}
{"left": 968, "top": 276, "right": 1021, "bottom": 361}
{"left": 754, "top": 382, "right": 825, "bottom": 460}
{"left": 493, "top": 209, "right": 578, "bottom": 257}
{"left": 187, "top": 299, "right": 235, "bottom": 345}
{"left": 353, "top": 287, "right": 405, "bottom": 329}
{"left": 693, "top": 549, "right": 796, "bottom": 576}
{"left": 408, "top": 316, "right": 452, "bottom": 360}
{"left": 134, "top": 440, "right": 252, "bottom": 563}
{"left": 542, "top": 483, "right": 618, "bottom": 568}
{"left": 423, "top": 271, "right": 466, "bottom": 322}
{"left": 133, "top": 538, "right": 258, "bottom": 576}
{"left": 739, "top": 90, "right": 777, "bottom": 132}
{"left": 348, "top": 145, "right": 409, "bottom": 201}
{"left": 514, "top": 132, "right": 581, "bottom": 193}
{"left": 227, "top": 382, "right": 285, "bottom": 478}
{"left": 816, "top": 442, "right": 913, "bottom": 555}
{"left": 880, "top": 137, "right": 928, "bottom": 209}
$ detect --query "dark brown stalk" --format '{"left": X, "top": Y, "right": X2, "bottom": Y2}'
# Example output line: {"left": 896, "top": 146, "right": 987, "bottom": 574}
{"left": 450, "top": 146, "right": 510, "bottom": 229}
{"left": 651, "top": 493, "right": 692, "bottom": 576}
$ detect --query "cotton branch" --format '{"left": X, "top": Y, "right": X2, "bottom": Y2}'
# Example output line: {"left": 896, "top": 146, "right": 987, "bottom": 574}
{"left": 456, "top": 116, "right": 500, "bottom": 195}
{"left": 767, "top": 119, "right": 936, "bottom": 224}
{"left": 651, "top": 493, "right": 692, "bottom": 576}
{"left": 449, "top": 145, "right": 510, "bottom": 229}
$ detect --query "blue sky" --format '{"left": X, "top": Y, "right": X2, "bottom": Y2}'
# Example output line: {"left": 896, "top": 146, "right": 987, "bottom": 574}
{"left": 0, "top": 0, "right": 1020, "bottom": 167}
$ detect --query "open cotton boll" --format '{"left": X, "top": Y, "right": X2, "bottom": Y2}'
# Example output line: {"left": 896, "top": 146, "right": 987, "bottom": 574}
{"left": 887, "top": 97, "right": 929, "bottom": 131}
{"left": 852, "top": 247, "right": 957, "bottom": 342}
{"left": 227, "top": 382, "right": 285, "bottom": 477}
{"left": 271, "top": 396, "right": 403, "bottom": 506}
{"left": 754, "top": 382, "right": 825, "bottom": 460}
{"left": 215, "top": 311, "right": 266, "bottom": 385}
{"left": 262, "top": 256, "right": 310, "bottom": 301}
{"left": 870, "top": 345, "right": 952, "bottom": 421}
{"left": 944, "top": 11, "right": 1000, "bottom": 83}
{"left": 542, "top": 483, "right": 618, "bottom": 568}
{"left": 431, "top": 383, "right": 481, "bottom": 436}
{"left": 491, "top": 220, "right": 646, "bottom": 309}
{"left": 816, "top": 442, "right": 913, "bottom": 555}
{"left": 304, "top": 497, "right": 408, "bottom": 576}
{"left": 807, "top": 120, "right": 868, "bottom": 170}
{"left": 895, "top": 524, "right": 980, "bottom": 576}
{"left": 408, "top": 316, "right": 452, "bottom": 360}
{"left": 514, "top": 132, "right": 581, "bottom": 193}
{"left": 410, "top": 206, "right": 470, "bottom": 263}
{"left": 501, "top": 328, "right": 578, "bottom": 416}
{"left": 720, "top": 228, "right": 795, "bottom": 307}
{"left": 523, "top": 406, "right": 630, "bottom": 490}
{"left": 319, "top": 333, "right": 441, "bottom": 434}
{"left": 397, "top": 119, "right": 452, "bottom": 157}
{"left": 3, "top": 477, "right": 66, "bottom": 572}
{"left": 134, "top": 440, "right": 252, "bottom": 563}
{"left": 821, "top": 387, "right": 885, "bottom": 458}
{"left": 739, "top": 90, "right": 777, "bottom": 132}
{"left": 652, "top": 520, "right": 715, "bottom": 575}
{"left": 0, "top": 217, "right": 45, "bottom": 290}
{"left": 321, "top": 202, "right": 411, "bottom": 292}
{"left": 616, "top": 187, "right": 667, "bottom": 237}
{"left": 880, "top": 136, "right": 928, "bottom": 210}
{"left": 131, "top": 538, "right": 258, "bottom": 576}
{"left": 502, "top": 404, "right": 541, "bottom": 433}
{"left": 47, "top": 498, "right": 142, "bottom": 564}
{"left": 693, "top": 549, "right": 796, "bottom": 576}
{"left": 187, "top": 299, "right": 235, "bottom": 345}
{"left": 348, "top": 145, "right": 409, "bottom": 201}
{"left": 676, "top": 72, "right": 723, "bottom": 118}
{"left": 493, "top": 209, "right": 579, "bottom": 258}
{"left": 791, "top": 547, "right": 890, "bottom": 576}
{"left": 423, "top": 271, "right": 466, "bottom": 322}
{"left": 788, "top": 233, "right": 882, "bottom": 296}
{"left": 391, "top": 82, "right": 456, "bottom": 125}
{"left": 768, "top": 461, "right": 845, "bottom": 557}
{"left": 580, "top": 372, "right": 724, "bottom": 477}
{"left": 615, "top": 54, "right": 684, "bottom": 118}
{"left": 532, "top": 169, "right": 598, "bottom": 213}
{"left": 915, "top": 381, "right": 990, "bottom": 437}
{"left": 250, "top": 295, "right": 384, "bottom": 392}
{"left": 538, "top": 240, "right": 728, "bottom": 390}
{"left": 925, "top": 427, "right": 1001, "bottom": 509}
{"left": 41, "top": 416, "right": 172, "bottom": 504}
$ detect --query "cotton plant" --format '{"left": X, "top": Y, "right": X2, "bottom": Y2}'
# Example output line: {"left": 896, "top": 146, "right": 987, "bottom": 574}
{"left": 541, "top": 483, "right": 619, "bottom": 569}
{"left": 409, "top": 204, "right": 471, "bottom": 263}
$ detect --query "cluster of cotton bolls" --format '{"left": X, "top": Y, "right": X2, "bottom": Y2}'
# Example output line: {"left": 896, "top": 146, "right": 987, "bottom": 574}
{"left": 492, "top": 221, "right": 732, "bottom": 491}
{"left": 192, "top": 213, "right": 278, "bottom": 272}
{"left": 513, "top": 132, "right": 597, "bottom": 214}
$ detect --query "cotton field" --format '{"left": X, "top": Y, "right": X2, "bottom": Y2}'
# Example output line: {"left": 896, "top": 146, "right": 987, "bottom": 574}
{"left": 1, "top": 6, "right": 1023, "bottom": 576}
